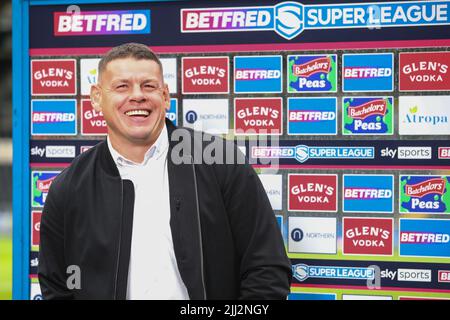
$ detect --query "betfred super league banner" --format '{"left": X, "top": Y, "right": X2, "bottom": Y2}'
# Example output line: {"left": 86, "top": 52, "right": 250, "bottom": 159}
{"left": 29, "top": 0, "right": 450, "bottom": 50}
{"left": 248, "top": 139, "right": 450, "bottom": 169}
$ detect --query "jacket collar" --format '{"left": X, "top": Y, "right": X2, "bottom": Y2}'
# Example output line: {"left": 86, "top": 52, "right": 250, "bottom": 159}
{"left": 99, "top": 118, "right": 177, "bottom": 177}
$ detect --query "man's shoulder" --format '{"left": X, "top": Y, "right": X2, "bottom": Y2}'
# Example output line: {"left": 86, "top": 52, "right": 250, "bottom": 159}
{"left": 51, "top": 140, "right": 105, "bottom": 187}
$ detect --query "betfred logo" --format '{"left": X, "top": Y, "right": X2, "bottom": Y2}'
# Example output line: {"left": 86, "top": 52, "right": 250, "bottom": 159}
{"left": 54, "top": 10, "right": 150, "bottom": 36}
{"left": 400, "top": 52, "right": 450, "bottom": 91}
{"left": 405, "top": 178, "right": 445, "bottom": 198}
{"left": 234, "top": 98, "right": 282, "bottom": 135}
{"left": 342, "top": 53, "right": 393, "bottom": 92}
{"left": 343, "top": 218, "right": 393, "bottom": 256}
{"left": 288, "top": 55, "right": 337, "bottom": 93}
{"left": 182, "top": 57, "right": 229, "bottom": 94}
{"left": 81, "top": 99, "right": 107, "bottom": 135}
{"left": 288, "top": 174, "right": 337, "bottom": 212}
{"left": 234, "top": 56, "right": 282, "bottom": 93}
{"left": 31, "top": 59, "right": 76, "bottom": 95}
{"left": 439, "top": 147, "right": 450, "bottom": 159}
{"left": 438, "top": 270, "right": 450, "bottom": 283}
{"left": 31, "top": 211, "right": 42, "bottom": 247}
{"left": 400, "top": 219, "right": 450, "bottom": 258}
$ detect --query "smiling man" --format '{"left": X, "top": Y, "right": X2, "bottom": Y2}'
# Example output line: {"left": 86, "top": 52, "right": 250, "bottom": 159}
{"left": 38, "top": 43, "right": 291, "bottom": 300}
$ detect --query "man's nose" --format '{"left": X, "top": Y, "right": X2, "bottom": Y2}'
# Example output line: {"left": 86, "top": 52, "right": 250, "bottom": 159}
{"left": 129, "top": 84, "right": 147, "bottom": 102}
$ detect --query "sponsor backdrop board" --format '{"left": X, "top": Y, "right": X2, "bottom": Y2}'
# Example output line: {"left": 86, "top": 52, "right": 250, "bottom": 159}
{"left": 12, "top": 0, "right": 450, "bottom": 300}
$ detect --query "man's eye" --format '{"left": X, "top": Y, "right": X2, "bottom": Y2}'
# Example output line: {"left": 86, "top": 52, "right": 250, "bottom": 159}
{"left": 144, "top": 84, "right": 159, "bottom": 90}
{"left": 116, "top": 84, "right": 127, "bottom": 89}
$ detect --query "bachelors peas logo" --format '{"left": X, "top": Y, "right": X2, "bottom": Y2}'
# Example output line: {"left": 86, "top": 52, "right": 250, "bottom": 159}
{"left": 400, "top": 175, "right": 450, "bottom": 214}
{"left": 288, "top": 55, "right": 337, "bottom": 93}
{"left": 181, "top": 1, "right": 450, "bottom": 40}
{"left": 343, "top": 97, "right": 393, "bottom": 135}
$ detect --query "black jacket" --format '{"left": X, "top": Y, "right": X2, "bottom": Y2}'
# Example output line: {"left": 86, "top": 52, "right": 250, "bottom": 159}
{"left": 38, "top": 119, "right": 292, "bottom": 300}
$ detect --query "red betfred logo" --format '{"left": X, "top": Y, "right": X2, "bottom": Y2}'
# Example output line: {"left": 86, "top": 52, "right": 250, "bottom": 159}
{"left": 31, "top": 59, "right": 76, "bottom": 95}
{"left": 81, "top": 99, "right": 107, "bottom": 135}
{"left": 343, "top": 218, "right": 393, "bottom": 256}
{"left": 182, "top": 56, "right": 229, "bottom": 94}
{"left": 288, "top": 174, "right": 337, "bottom": 212}
{"left": 32, "top": 211, "right": 42, "bottom": 247}
{"left": 399, "top": 52, "right": 450, "bottom": 91}
{"left": 438, "top": 270, "right": 450, "bottom": 283}
{"left": 439, "top": 147, "right": 450, "bottom": 159}
{"left": 234, "top": 98, "right": 282, "bottom": 135}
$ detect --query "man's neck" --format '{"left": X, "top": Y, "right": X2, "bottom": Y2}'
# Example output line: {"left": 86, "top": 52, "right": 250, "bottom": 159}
{"left": 108, "top": 126, "right": 165, "bottom": 163}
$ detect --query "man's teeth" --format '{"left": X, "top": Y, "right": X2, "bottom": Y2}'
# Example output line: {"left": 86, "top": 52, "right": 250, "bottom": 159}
{"left": 125, "top": 110, "right": 150, "bottom": 116}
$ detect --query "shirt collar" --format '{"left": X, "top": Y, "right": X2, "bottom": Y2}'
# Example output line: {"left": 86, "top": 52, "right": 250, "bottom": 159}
{"left": 107, "top": 125, "right": 169, "bottom": 168}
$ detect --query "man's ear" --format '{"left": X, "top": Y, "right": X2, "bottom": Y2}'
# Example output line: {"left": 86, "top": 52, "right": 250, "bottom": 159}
{"left": 163, "top": 83, "right": 171, "bottom": 111}
{"left": 90, "top": 84, "right": 102, "bottom": 112}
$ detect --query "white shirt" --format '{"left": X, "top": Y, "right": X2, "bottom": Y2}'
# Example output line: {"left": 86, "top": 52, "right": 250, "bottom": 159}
{"left": 107, "top": 126, "right": 189, "bottom": 300}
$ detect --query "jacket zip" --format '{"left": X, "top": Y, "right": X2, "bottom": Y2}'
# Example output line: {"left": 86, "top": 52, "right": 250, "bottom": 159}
{"left": 191, "top": 157, "right": 207, "bottom": 299}
{"left": 113, "top": 179, "right": 124, "bottom": 299}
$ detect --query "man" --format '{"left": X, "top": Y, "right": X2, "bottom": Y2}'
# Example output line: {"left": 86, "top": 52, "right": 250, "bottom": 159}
{"left": 38, "top": 43, "right": 292, "bottom": 300}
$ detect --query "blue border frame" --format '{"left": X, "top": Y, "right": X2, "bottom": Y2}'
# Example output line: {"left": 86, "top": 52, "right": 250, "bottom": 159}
{"left": 12, "top": 0, "right": 30, "bottom": 301}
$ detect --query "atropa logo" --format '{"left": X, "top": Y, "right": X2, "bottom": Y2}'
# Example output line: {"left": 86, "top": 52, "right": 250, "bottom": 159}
{"left": 181, "top": 1, "right": 450, "bottom": 40}
{"left": 343, "top": 218, "right": 393, "bottom": 256}
{"left": 54, "top": 10, "right": 151, "bottom": 36}
{"left": 31, "top": 59, "right": 76, "bottom": 95}
{"left": 288, "top": 174, "right": 337, "bottom": 212}
{"left": 400, "top": 52, "right": 450, "bottom": 91}
{"left": 182, "top": 57, "right": 229, "bottom": 94}
{"left": 234, "top": 98, "right": 282, "bottom": 135}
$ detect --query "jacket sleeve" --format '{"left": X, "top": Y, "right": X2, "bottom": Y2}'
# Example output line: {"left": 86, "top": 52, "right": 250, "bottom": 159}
{"left": 38, "top": 173, "right": 74, "bottom": 300}
{"left": 215, "top": 143, "right": 292, "bottom": 299}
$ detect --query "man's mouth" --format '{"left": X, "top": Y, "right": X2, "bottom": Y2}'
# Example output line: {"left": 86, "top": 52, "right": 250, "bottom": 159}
{"left": 125, "top": 109, "right": 151, "bottom": 118}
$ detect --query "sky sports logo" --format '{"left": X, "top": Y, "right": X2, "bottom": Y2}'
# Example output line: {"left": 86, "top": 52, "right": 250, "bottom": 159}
{"left": 54, "top": 10, "right": 150, "bottom": 36}
{"left": 251, "top": 145, "right": 374, "bottom": 163}
{"left": 181, "top": 1, "right": 450, "bottom": 40}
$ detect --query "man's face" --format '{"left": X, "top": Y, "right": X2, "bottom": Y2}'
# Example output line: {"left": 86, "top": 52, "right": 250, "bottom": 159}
{"left": 91, "top": 57, "right": 170, "bottom": 147}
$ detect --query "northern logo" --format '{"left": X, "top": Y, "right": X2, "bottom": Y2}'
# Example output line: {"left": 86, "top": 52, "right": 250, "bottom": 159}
{"left": 288, "top": 217, "right": 337, "bottom": 254}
